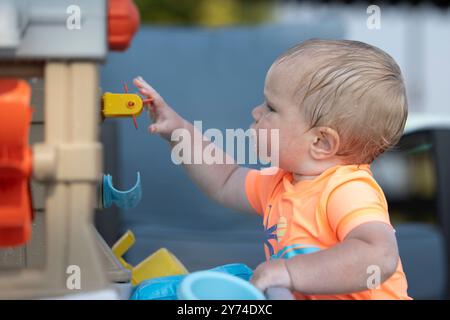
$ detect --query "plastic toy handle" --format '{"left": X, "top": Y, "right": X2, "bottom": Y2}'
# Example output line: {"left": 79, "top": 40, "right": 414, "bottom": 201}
{"left": 265, "top": 287, "right": 294, "bottom": 300}
{"left": 112, "top": 230, "right": 135, "bottom": 270}
{"left": 112, "top": 230, "right": 135, "bottom": 257}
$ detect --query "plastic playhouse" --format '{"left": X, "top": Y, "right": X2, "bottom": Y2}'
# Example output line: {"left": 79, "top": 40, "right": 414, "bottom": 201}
{"left": 0, "top": 0, "right": 191, "bottom": 299}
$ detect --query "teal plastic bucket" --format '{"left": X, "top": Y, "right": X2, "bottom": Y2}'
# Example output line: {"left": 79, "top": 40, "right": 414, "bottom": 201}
{"left": 177, "top": 271, "right": 265, "bottom": 300}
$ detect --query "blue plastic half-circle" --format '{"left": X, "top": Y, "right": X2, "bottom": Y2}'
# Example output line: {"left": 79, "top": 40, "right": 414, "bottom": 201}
{"left": 102, "top": 172, "right": 142, "bottom": 209}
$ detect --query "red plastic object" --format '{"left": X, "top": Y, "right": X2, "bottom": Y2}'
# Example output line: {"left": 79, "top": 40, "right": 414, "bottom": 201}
{"left": 0, "top": 79, "right": 33, "bottom": 247}
{"left": 108, "top": 0, "right": 140, "bottom": 51}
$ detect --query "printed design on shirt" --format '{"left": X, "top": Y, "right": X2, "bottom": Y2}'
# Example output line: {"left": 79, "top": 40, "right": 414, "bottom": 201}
{"left": 271, "top": 244, "right": 321, "bottom": 260}
{"left": 264, "top": 204, "right": 277, "bottom": 257}
{"left": 276, "top": 216, "right": 288, "bottom": 241}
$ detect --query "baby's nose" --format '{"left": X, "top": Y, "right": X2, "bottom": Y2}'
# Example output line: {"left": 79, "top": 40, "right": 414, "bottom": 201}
{"left": 252, "top": 106, "right": 262, "bottom": 122}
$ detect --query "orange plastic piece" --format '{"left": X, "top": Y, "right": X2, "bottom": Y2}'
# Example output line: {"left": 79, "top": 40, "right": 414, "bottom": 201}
{"left": 0, "top": 79, "right": 33, "bottom": 247}
{"left": 108, "top": 0, "right": 140, "bottom": 51}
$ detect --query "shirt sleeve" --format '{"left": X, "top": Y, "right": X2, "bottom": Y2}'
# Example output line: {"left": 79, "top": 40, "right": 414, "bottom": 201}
{"left": 326, "top": 179, "right": 392, "bottom": 241}
{"left": 245, "top": 167, "right": 284, "bottom": 216}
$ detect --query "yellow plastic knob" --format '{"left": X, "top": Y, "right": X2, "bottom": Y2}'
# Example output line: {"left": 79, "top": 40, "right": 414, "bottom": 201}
{"left": 102, "top": 92, "right": 143, "bottom": 118}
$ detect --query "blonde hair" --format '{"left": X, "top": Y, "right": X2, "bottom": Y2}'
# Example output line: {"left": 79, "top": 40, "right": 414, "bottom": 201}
{"left": 276, "top": 39, "right": 408, "bottom": 163}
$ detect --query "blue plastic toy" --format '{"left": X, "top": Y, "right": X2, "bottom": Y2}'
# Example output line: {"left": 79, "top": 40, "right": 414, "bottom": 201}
{"left": 102, "top": 172, "right": 142, "bottom": 209}
{"left": 130, "top": 263, "right": 254, "bottom": 300}
{"left": 178, "top": 271, "right": 266, "bottom": 300}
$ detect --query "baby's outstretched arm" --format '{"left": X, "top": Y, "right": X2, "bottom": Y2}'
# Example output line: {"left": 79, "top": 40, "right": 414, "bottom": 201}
{"left": 133, "top": 77, "right": 255, "bottom": 214}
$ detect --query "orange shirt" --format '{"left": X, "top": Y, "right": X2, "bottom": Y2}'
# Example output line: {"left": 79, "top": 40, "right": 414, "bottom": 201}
{"left": 245, "top": 164, "right": 411, "bottom": 300}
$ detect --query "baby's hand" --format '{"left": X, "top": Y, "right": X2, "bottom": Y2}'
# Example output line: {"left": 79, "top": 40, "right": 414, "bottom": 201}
{"left": 133, "top": 76, "right": 186, "bottom": 141}
{"left": 250, "top": 259, "right": 292, "bottom": 292}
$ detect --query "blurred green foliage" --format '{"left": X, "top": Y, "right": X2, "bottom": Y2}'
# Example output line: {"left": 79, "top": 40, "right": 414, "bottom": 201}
{"left": 134, "top": 0, "right": 275, "bottom": 26}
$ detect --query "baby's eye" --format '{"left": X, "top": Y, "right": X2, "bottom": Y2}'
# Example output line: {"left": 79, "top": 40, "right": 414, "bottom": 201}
{"left": 267, "top": 104, "right": 275, "bottom": 112}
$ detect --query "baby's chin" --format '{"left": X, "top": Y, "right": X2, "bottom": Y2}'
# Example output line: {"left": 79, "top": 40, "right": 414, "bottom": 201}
{"left": 249, "top": 127, "right": 284, "bottom": 168}
{"left": 256, "top": 147, "right": 286, "bottom": 171}
{"left": 257, "top": 150, "right": 271, "bottom": 165}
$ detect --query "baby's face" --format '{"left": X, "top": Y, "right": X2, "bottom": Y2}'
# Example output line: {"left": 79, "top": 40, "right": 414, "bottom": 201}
{"left": 251, "top": 61, "right": 315, "bottom": 172}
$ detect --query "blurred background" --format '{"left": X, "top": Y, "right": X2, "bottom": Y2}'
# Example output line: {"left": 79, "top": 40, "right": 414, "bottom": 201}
{"left": 98, "top": 0, "right": 450, "bottom": 299}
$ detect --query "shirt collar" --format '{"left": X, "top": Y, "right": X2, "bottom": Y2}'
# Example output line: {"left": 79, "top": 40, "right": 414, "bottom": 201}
{"left": 282, "top": 164, "right": 371, "bottom": 193}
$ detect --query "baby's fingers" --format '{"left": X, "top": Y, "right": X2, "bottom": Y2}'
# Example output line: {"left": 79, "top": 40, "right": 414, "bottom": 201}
{"left": 133, "top": 76, "right": 164, "bottom": 103}
{"left": 148, "top": 122, "right": 167, "bottom": 134}
{"left": 148, "top": 120, "right": 172, "bottom": 138}
{"left": 148, "top": 123, "right": 159, "bottom": 134}
{"left": 147, "top": 105, "right": 156, "bottom": 122}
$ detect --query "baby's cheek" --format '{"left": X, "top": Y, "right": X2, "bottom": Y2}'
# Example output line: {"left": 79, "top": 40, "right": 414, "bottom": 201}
{"left": 251, "top": 128, "right": 269, "bottom": 162}
{"left": 275, "top": 131, "right": 301, "bottom": 165}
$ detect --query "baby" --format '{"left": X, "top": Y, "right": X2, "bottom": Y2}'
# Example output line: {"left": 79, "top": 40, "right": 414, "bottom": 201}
{"left": 133, "top": 39, "right": 410, "bottom": 300}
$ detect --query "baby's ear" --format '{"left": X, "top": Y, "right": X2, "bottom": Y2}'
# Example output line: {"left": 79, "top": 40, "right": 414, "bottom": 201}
{"left": 309, "top": 127, "right": 340, "bottom": 160}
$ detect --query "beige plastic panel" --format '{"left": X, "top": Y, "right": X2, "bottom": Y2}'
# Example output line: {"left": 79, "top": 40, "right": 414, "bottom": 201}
{"left": 0, "top": 62, "right": 111, "bottom": 299}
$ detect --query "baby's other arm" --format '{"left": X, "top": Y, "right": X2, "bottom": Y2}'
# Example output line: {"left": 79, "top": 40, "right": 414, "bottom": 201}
{"left": 288, "top": 221, "right": 399, "bottom": 295}
{"left": 251, "top": 221, "right": 399, "bottom": 295}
